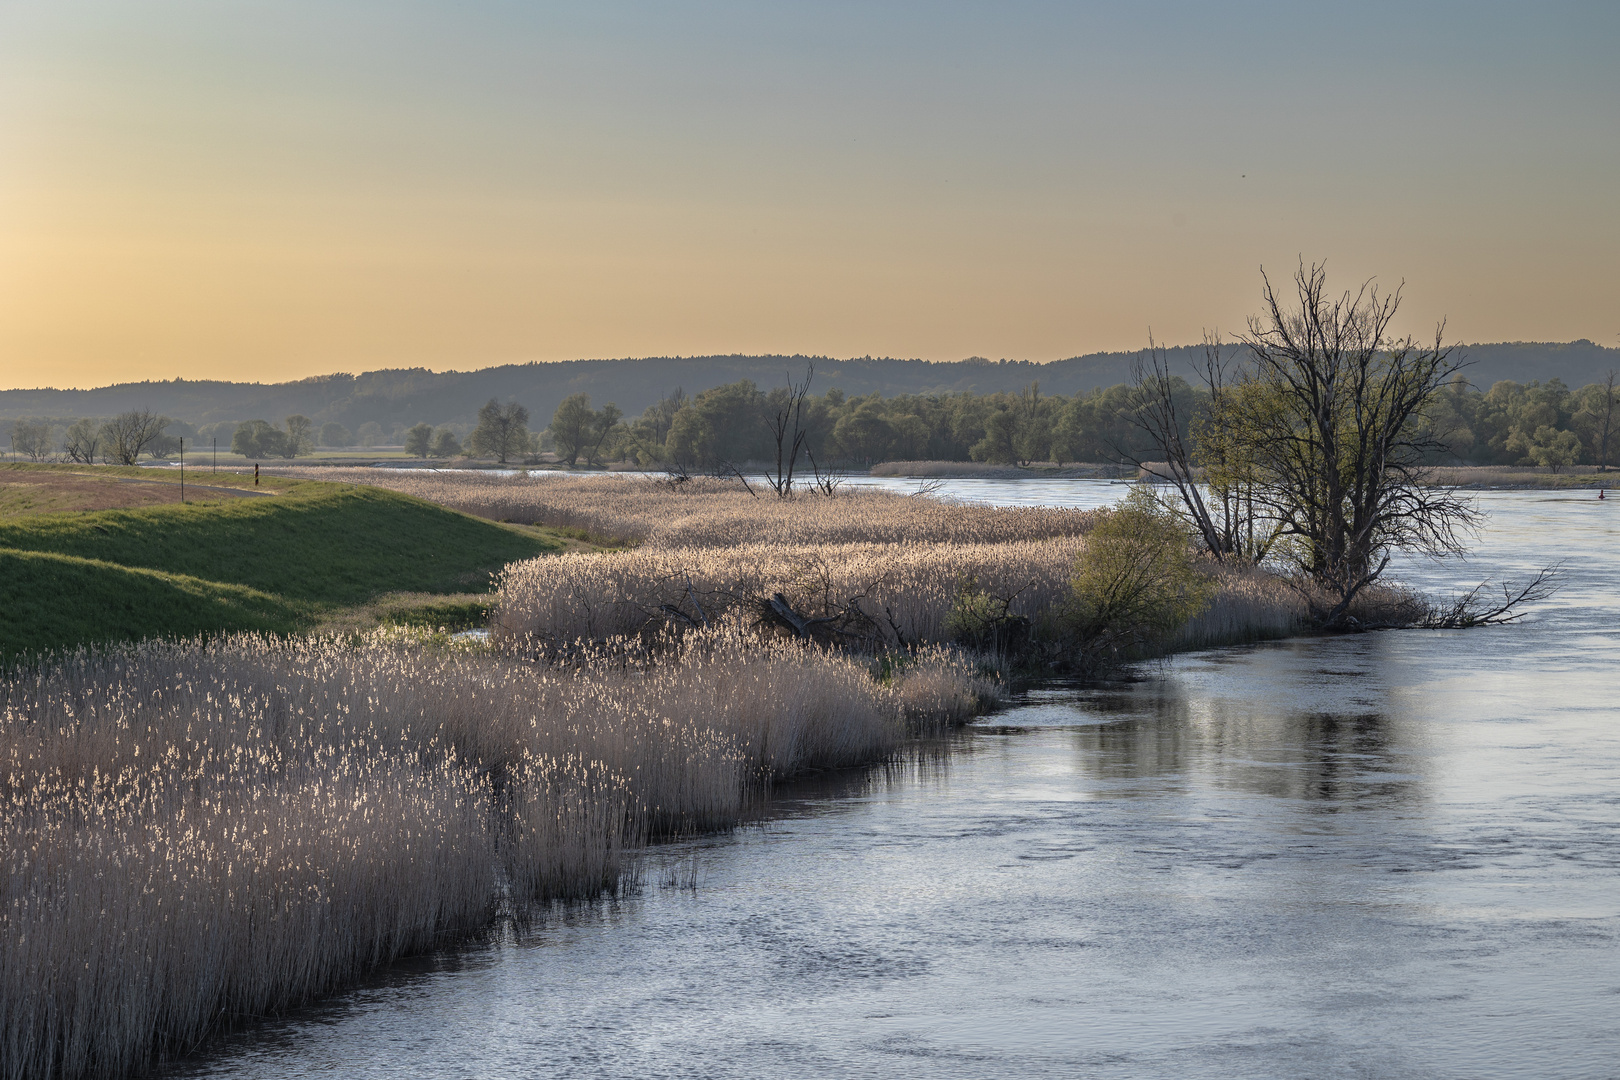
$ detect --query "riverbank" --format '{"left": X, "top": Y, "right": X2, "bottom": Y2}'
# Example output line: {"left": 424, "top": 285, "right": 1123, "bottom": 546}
{"left": 183, "top": 567, "right": 1618, "bottom": 1079}
{"left": 3, "top": 465, "right": 1454, "bottom": 1080}
{"left": 1423, "top": 464, "right": 1616, "bottom": 489}
{"left": 166, "top": 486, "right": 1617, "bottom": 1080}
{"left": 868, "top": 460, "right": 1132, "bottom": 479}
{"left": 1129, "top": 460, "right": 1616, "bottom": 491}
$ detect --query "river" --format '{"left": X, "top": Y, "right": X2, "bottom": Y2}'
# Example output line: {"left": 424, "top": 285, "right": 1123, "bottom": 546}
{"left": 168, "top": 485, "right": 1618, "bottom": 1080}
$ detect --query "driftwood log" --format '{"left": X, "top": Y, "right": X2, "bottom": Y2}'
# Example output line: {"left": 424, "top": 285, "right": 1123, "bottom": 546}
{"left": 764, "top": 592, "right": 847, "bottom": 639}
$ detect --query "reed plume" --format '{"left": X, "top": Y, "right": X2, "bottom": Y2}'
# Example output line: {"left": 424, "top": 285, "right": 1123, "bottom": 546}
{"left": 1, "top": 629, "right": 989, "bottom": 1080}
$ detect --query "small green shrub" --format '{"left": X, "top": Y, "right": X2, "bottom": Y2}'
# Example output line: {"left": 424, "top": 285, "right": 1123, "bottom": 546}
{"left": 944, "top": 574, "right": 1030, "bottom": 654}
{"left": 1063, "top": 487, "right": 1214, "bottom": 667}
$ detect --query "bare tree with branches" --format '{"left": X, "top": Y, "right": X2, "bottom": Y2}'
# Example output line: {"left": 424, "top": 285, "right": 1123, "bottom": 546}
{"left": 9, "top": 420, "right": 52, "bottom": 462}
{"left": 102, "top": 410, "right": 169, "bottom": 465}
{"left": 63, "top": 419, "right": 102, "bottom": 464}
{"left": 1229, "top": 261, "right": 1481, "bottom": 625}
{"left": 1128, "top": 336, "right": 1223, "bottom": 557}
{"left": 1412, "top": 567, "right": 1562, "bottom": 628}
{"left": 764, "top": 364, "right": 814, "bottom": 498}
{"left": 804, "top": 447, "right": 844, "bottom": 497}
{"left": 1128, "top": 265, "right": 1557, "bottom": 628}
{"left": 1126, "top": 334, "right": 1281, "bottom": 564}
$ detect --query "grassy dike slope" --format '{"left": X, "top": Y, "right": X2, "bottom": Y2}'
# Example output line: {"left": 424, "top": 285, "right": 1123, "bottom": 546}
{"left": 0, "top": 466, "right": 563, "bottom": 659}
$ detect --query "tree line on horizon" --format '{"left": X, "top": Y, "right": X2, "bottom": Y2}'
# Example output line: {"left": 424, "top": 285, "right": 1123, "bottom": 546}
{"left": 538, "top": 365, "right": 1620, "bottom": 472}
{"left": 6, "top": 368, "right": 1617, "bottom": 471}
{"left": 4, "top": 339, "right": 1616, "bottom": 434}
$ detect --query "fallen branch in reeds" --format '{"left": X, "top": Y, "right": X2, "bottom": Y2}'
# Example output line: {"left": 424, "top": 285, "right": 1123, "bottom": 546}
{"left": 1411, "top": 566, "right": 1562, "bottom": 629}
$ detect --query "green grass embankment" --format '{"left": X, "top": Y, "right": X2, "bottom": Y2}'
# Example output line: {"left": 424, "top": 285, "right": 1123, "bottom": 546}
{"left": 0, "top": 468, "right": 565, "bottom": 659}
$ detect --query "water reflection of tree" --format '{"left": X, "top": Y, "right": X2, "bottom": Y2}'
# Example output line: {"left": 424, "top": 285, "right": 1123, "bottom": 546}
{"left": 1069, "top": 684, "right": 1421, "bottom": 808}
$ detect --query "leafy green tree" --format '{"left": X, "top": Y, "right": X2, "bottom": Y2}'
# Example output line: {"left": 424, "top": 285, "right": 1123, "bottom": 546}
{"left": 970, "top": 407, "right": 1018, "bottom": 463}
{"left": 231, "top": 420, "right": 288, "bottom": 459}
{"left": 284, "top": 416, "right": 314, "bottom": 457}
{"left": 625, "top": 390, "right": 686, "bottom": 464}
{"left": 430, "top": 428, "right": 462, "bottom": 457}
{"left": 1432, "top": 374, "right": 1480, "bottom": 457}
{"left": 550, "top": 393, "right": 595, "bottom": 466}
{"left": 687, "top": 380, "right": 768, "bottom": 464}
{"left": 665, "top": 406, "right": 711, "bottom": 466}
{"left": 468, "top": 398, "right": 530, "bottom": 463}
{"left": 319, "top": 422, "right": 353, "bottom": 447}
{"left": 887, "top": 412, "right": 931, "bottom": 460}
{"left": 833, "top": 404, "right": 895, "bottom": 463}
{"left": 145, "top": 431, "right": 183, "bottom": 460}
{"left": 1570, "top": 371, "right": 1617, "bottom": 470}
{"left": 404, "top": 422, "right": 435, "bottom": 457}
{"left": 1509, "top": 425, "right": 1581, "bottom": 471}
{"left": 584, "top": 403, "right": 624, "bottom": 465}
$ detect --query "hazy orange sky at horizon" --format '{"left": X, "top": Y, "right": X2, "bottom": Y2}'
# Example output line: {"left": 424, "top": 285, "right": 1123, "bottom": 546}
{"left": 2, "top": 2, "right": 1617, "bottom": 390}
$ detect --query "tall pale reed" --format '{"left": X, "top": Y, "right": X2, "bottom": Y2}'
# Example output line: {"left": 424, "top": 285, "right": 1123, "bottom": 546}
{"left": 273, "top": 469, "right": 1098, "bottom": 548}
{"left": 492, "top": 539, "right": 1083, "bottom": 645}
{"left": 493, "top": 540, "right": 1306, "bottom": 653}
{"left": 2, "top": 630, "right": 991, "bottom": 1080}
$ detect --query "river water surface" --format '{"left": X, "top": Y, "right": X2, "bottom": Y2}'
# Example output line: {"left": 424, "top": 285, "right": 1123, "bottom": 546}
{"left": 171, "top": 485, "right": 1618, "bottom": 1080}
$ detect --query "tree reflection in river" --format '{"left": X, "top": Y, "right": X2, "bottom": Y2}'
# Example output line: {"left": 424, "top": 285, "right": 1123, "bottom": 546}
{"left": 1070, "top": 639, "right": 1425, "bottom": 809}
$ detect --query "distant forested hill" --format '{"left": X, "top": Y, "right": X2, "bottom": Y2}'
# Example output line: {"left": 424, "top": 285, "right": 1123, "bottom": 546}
{"left": 2, "top": 341, "right": 1614, "bottom": 430}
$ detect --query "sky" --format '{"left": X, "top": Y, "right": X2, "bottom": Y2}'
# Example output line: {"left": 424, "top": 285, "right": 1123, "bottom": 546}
{"left": 1, "top": 1, "right": 1617, "bottom": 390}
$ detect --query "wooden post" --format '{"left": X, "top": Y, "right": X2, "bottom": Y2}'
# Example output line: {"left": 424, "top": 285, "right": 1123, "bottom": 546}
{"left": 180, "top": 438, "right": 184, "bottom": 502}
{"left": 254, "top": 463, "right": 259, "bottom": 486}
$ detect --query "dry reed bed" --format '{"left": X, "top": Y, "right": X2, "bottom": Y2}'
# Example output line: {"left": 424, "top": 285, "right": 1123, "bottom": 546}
{"left": 272, "top": 469, "right": 1098, "bottom": 547}
{"left": 494, "top": 539, "right": 1082, "bottom": 645}
{"left": 275, "top": 467, "right": 1305, "bottom": 650}
{"left": 494, "top": 540, "right": 1307, "bottom": 651}
{"left": 1, "top": 631, "right": 991, "bottom": 1080}
{"left": 1172, "top": 560, "right": 1306, "bottom": 648}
